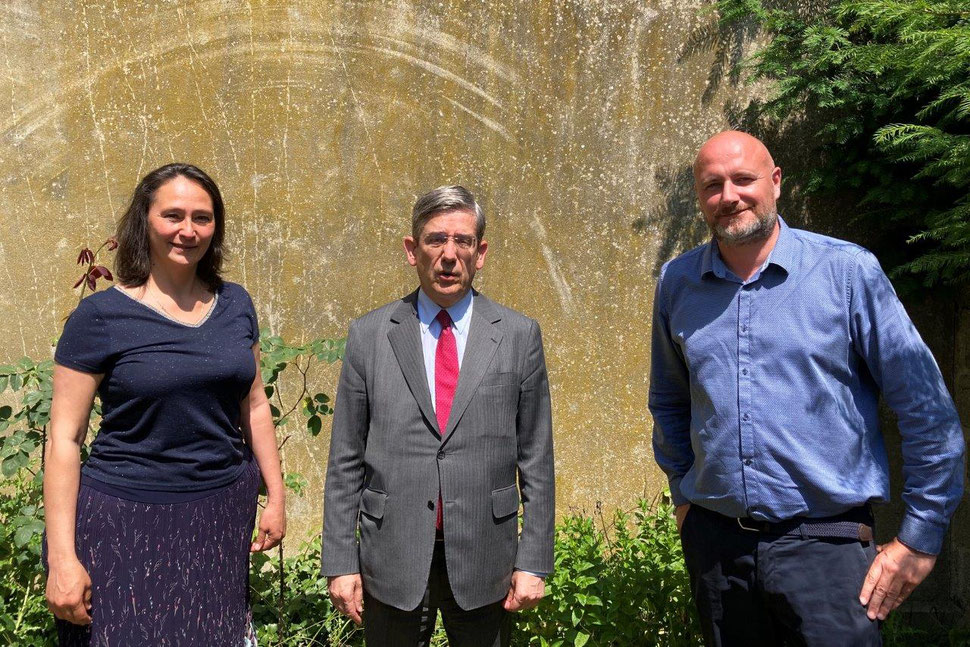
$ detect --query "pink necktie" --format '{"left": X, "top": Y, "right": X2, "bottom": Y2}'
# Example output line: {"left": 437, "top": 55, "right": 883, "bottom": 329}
{"left": 434, "top": 309, "right": 458, "bottom": 529}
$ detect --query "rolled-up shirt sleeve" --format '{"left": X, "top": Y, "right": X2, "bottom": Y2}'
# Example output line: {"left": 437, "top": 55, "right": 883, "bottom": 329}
{"left": 849, "top": 250, "right": 966, "bottom": 555}
{"left": 649, "top": 263, "right": 695, "bottom": 507}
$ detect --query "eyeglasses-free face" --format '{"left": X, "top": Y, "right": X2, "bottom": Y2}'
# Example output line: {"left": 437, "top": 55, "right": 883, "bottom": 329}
{"left": 404, "top": 209, "right": 488, "bottom": 308}
{"left": 146, "top": 176, "right": 216, "bottom": 271}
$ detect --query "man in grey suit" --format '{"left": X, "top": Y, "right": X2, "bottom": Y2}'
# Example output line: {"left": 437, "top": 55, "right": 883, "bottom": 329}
{"left": 322, "top": 185, "right": 555, "bottom": 646}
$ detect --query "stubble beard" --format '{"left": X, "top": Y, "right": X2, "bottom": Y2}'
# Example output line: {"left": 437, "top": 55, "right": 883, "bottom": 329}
{"left": 710, "top": 208, "right": 778, "bottom": 246}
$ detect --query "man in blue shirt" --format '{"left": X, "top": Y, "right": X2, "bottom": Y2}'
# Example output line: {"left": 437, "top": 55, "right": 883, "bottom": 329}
{"left": 649, "top": 131, "right": 965, "bottom": 645}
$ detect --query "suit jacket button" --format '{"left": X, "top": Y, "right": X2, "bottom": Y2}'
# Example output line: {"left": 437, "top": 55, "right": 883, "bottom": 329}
{"left": 437, "top": 450, "right": 445, "bottom": 460}
{"left": 427, "top": 500, "right": 435, "bottom": 510}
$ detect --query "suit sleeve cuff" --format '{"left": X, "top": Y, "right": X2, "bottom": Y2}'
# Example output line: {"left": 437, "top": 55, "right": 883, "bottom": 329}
{"left": 321, "top": 551, "right": 361, "bottom": 577}
{"left": 898, "top": 513, "right": 946, "bottom": 556}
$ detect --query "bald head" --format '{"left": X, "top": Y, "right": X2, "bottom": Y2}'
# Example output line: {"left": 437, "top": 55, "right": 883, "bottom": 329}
{"left": 693, "top": 130, "right": 782, "bottom": 247}
{"left": 693, "top": 131, "right": 776, "bottom": 178}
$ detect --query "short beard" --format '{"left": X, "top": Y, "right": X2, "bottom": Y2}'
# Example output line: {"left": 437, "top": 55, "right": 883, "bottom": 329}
{"left": 710, "top": 209, "right": 778, "bottom": 246}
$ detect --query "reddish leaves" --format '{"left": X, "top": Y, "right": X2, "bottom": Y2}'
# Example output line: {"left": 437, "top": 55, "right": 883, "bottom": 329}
{"left": 76, "top": 248, "right": 94, "bottom": 265}
{"left": 71, "top": 237, "right": 117, "bottom": 296}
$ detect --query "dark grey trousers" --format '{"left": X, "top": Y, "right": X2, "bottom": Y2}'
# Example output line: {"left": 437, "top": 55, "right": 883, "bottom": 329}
{"left": 681, "top": 504, "right": 882, "bottom": 647}
{"left": 363, "top": 542, "right": 511, "bottom": 647}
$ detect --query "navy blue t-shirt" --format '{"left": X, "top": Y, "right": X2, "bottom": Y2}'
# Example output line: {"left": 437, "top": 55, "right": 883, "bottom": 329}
{"left": 55, "top": 282, "right": 259, "bottom": 492}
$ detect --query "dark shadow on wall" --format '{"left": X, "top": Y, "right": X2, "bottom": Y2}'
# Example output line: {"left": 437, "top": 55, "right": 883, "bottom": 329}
{"left": 632, "top": 166, "right": 707, "bottom": 278}
{"left": 677, "top": 1, "right": 830, "bottom": 108}
{"left": 677, "top": 15, "right": 752, "bottom": 106}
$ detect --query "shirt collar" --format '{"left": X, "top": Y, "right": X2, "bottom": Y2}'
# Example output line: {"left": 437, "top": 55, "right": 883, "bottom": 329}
{"left": 700, "top": 214, "right": 792, "bottom": 280}
{"left": 416, "top": 288, "right": 473, "bottom": 335}
{"left": 766, "top": 215, "right": 794, "bottom": 274}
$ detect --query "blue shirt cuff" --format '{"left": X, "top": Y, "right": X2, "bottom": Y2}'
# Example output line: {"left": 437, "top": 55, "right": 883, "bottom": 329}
{"left": 514, "top": 568, "right": 547, "bottom": 579}
{"left": 897, "top": 512, "right": 946, "bottom": 555}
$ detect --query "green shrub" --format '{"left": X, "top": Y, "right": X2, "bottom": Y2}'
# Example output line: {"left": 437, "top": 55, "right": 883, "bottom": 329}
{"left": 717, "top": 0, "right": 970, "bottom": 288}
{"left": 0, "top": 474, "right": 53, "bottom": 646}
{"left": 250, "top": 536, "right": 364, "bottom": 646}
{"left": 515, "top": 496, "right": 700, "bottom": 646}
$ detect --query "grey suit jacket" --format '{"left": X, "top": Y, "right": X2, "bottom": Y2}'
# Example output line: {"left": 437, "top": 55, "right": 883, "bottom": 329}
{"left": 321, "top": 290, "right": 555, "bottom": 611}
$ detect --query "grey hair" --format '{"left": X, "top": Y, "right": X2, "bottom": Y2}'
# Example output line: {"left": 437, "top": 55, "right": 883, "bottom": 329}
{"left": 411, "top": 185, "right": 486, "bottom": 240}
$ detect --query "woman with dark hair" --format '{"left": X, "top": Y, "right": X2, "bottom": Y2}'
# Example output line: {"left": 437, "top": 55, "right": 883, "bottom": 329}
{"left": 43, "top": 163, "right": 285, "bottom": 645}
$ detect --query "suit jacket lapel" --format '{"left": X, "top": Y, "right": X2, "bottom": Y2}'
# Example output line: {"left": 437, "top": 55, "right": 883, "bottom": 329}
{"left": 442, "top": 292, "right": 503, "bottom": 444}
{"left": 387, "top": 292, "right": 441, "bottom": 437}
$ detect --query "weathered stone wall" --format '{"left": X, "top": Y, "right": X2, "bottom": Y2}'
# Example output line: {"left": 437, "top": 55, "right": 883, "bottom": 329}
{"left": 0, "top": 0, "right": 965, "bottom": 625}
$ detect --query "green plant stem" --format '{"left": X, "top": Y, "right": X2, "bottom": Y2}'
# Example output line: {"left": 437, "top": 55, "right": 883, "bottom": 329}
{"left": 278, "top": 540, "right": 286, "bottom": 647}
{"left": 14, "top": 573, "right": 40, "bottom": 636}
{"left": 277, "top": 358, "right": 310, "bottom": 425}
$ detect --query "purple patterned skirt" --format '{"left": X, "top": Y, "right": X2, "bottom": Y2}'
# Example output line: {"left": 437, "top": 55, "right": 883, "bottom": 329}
{"left": 50, "top": 460, "right": 260, "bottom": 646}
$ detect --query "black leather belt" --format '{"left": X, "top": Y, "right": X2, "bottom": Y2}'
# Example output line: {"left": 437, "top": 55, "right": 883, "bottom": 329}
{"left": 733, "top": 506, "right": 874, "bottom": 542}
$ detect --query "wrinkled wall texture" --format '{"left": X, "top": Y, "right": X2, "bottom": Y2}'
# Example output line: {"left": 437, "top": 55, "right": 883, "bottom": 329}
{"left": 1, "top": 0, "right": 966, "bottom": 625}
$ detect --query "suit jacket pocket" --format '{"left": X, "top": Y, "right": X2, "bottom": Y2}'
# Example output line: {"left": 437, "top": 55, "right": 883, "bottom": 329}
{"left": 491, "top": 484, "right": 520, "bottom": 519}
{"left": 360, "top": 487, "right": 388, "bottom": 520}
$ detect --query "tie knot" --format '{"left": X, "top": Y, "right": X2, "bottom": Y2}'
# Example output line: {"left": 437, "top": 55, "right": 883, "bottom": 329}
{"left": 435, "top": 309, "right": 453, "bottom": 329}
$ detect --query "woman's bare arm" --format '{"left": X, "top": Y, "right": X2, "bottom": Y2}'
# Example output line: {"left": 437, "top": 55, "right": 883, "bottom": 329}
{"left": 240, "top": 345, "right": 286, "bottom": 551}
{"left": 44, "top": 364, "right": 101, "bottom": 625}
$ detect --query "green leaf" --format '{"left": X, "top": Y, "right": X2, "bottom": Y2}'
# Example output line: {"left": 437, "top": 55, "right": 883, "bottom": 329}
{"left": 0, "top": 375, "right": 7, "bottom": 392}
{"left": 283, "top": 472, "right": 309, "bottom": 496}
{"left": 22, "top": 390, "right": 43, "bottom": 406}
{"left": 13, "top": 520, "right": 44, "bottom": 548}
{"left": 574, "top": 632, "right": 590, "bottom": 647}
{"left": 313, "top": 393, "right": 330, "bottom": 404}
{"left": 0, "top": 405, "right": 11, "bottom": 420}
{"left": 1, "top": 452, "right": 28, "bottom": 477}
{"left": 17, "top": 357, "right": 33, "bottom": 370}
{"left": 9, "top": 373, "right": 23, "bottom": 391}
{"left": 307, "top": 415, "right": 322, "bottom": 436}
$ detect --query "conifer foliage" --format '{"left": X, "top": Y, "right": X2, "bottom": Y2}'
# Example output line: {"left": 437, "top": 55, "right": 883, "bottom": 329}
{"left": 718, "top": 0, "right": 970, "bottom": 287}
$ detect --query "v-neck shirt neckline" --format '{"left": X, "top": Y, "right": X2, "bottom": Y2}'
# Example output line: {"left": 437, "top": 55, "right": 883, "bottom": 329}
{"left": 113, "top": 284, "right": 219, "bottom": 328}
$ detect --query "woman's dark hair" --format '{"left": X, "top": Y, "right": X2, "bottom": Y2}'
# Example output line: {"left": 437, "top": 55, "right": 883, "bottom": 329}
{"left": 114, "top": 163, "right": 226, "bottom": 290}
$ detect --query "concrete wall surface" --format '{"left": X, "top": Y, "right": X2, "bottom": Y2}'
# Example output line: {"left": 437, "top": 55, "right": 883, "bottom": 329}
{"left": 0, "top": 0, "right": 965, "bottom": 626}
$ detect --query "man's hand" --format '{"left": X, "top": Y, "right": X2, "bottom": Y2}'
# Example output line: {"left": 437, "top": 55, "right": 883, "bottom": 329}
{"left": 328, "top": 573, "right": 364, "bottom": 625}
{"left": 251, "top": 498, "right": 286, "bottom": 552}
{"left": 675, "top": 503, "right": 691, "bottom": 534}
{"left": 46, "top": 557, "right": 93, "bottom": 626}
{"left": 859, "top": 537, "right": 937, "bottom": 621}
{"left": 503, "top": 571, "right": 545, "bottom": 612}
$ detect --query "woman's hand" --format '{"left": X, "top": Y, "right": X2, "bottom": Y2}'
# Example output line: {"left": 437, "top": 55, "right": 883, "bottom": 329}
{"left": 251, "top": 497, "right": 286, "bottom": 552}
{"left": 46, "top": 557, "right": 93, "bottom": 625}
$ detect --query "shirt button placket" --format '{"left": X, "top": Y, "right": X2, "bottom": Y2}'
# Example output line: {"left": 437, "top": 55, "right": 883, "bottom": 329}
{"left": 738, "top": 287, "right": 756, "bottom": 504}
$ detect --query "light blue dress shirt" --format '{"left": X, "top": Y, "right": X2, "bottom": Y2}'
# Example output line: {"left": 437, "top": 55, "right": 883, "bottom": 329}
{"left": 649, "top": 217, "right": 965, "bottom": 555}
{"left": 416, "top": 287, "right": 473, "bottom": 405}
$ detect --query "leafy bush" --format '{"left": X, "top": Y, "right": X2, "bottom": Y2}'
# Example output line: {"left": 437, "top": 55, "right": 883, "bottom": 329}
{"left": 250, "top": 496, "right": 699, "bottom": 647}
{"left": 717, "top": 0, "right": 970, "bottom": 288}
{"left": 0, "top": 474, "right": 50, "bottom": 645}
{"left": 250, "top": 536, "right": 365, "bottom": 646}
{"left": 517, "top": 496, "right": 699, "bottom": 646}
